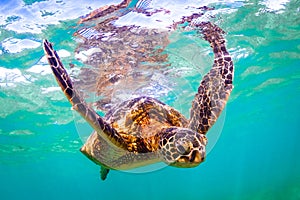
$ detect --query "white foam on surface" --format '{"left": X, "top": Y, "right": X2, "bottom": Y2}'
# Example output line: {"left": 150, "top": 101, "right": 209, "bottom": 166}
{"left": 26, "top": 64, "right": 52, "bottom": 76}
{"left": 1, "top": 38, "right": 41, "bottom": 53}
{"left": 260, "top": 0, "right": 290, "bottom": 13}
{"left": 114, "top": 0, "right": 244, "bottom": 30}
{"left": 0, "top": 0, "right": 246, "bottom": 34}
{"left": 0, "top": 67, "right": 30, "bottom": 87}
{"left": 57, "top": 49, "right": 71, "bottom": 58}
{"left": 0, "top": 0, "right": 120, "bottom": 34}
{"left": 41, "top": 86, "right": 61, "bottom": 94}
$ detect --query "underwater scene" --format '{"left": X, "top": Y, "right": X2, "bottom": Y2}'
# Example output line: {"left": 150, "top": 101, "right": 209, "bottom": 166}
{"left": 0, "top": 0, "right": 300, "bottom": 199}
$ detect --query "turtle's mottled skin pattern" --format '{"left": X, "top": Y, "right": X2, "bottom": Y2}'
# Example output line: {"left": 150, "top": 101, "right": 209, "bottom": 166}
{"left": 188, "top": 22, "right": 234, "bottom": 134}
{"left": 43, "top": 41, "right": 128, "bottom": 151}
{"left": 159, "top": 127, "right": 207, "bottom": 167}
{"left": 43, "top": 1, "right": 234, "bottom": 181}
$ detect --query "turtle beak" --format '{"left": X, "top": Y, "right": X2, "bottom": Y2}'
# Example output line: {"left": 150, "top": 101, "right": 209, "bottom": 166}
{"left": 173, "top": 150, "right": 204, "bottom": 168}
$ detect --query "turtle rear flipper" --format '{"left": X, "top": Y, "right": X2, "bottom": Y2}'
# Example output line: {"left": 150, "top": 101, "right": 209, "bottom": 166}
{"left": 100, "top": 166, "right": 110, "bottom": 180}
{"left": 188, "top": 22, "right": 234, "bottom": 134}
{"left": 43, "top": 39, "right": 128, "bottom": 150}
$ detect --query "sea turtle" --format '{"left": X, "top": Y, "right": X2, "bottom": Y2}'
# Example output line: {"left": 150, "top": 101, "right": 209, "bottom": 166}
{"left": 43, "top": 1, "right": 234, "bottom": 180}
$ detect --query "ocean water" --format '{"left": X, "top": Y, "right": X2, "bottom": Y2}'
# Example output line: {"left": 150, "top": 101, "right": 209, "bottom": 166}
{"left": 1, "top": 0, "right": 300, "bottom": 199}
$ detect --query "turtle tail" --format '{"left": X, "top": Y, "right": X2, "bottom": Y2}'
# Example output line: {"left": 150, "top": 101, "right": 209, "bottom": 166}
{"left": 100, "top": 166, "right": 110, "bottom": 180}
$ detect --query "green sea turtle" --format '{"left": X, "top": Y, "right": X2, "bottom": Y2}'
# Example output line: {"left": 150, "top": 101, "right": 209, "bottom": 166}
{"left": 43, "top": 2, "right": 233, "bottom": 180}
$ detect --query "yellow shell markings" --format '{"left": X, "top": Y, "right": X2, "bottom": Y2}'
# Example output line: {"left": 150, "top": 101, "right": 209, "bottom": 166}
{"left": 105, "top": 96, "right": 189, "bottom": 152}
{"left": 43, "top": 0, "right": 234, "bottom": 180}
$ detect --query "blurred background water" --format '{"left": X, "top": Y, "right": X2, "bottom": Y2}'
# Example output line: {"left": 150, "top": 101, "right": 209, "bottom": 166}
{"left": 0, "top": 0, "right": 300, "bottom": 199}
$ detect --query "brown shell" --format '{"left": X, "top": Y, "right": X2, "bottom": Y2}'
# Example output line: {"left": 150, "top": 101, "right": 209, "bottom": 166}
{"left": 104, "top": 96, "right": 188, "bottom": 152}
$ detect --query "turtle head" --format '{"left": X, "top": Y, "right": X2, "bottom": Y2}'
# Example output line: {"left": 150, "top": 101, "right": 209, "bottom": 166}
{"left": 158, "top": 127, "right": 207, "bottom": 168}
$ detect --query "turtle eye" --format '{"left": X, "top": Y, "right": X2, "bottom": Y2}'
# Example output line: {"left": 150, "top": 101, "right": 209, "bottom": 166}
{"left": 175, "top": 140, "right": 192, "bottom": 155}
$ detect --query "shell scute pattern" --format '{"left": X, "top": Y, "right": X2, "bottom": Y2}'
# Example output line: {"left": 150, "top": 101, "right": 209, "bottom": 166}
{"left": 106, "top": 97, "right": 188, "bottom": 140}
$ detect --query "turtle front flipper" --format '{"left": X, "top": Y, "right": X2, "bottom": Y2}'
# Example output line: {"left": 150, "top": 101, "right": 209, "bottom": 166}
{"left": 188, "top": 22, "right": 234, "bottom": 134}
{"left": 43, "top": 39, "right": 128, "bottom": 150}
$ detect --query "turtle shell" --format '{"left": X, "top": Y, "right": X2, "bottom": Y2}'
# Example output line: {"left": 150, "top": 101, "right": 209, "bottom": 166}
{"left": 80, "top": 96, "right": 188, "bottom": 169}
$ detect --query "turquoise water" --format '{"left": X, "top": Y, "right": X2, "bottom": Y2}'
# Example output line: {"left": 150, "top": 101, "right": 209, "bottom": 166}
{"left": 1, "top": 0, "right": 300, "bottom": 199}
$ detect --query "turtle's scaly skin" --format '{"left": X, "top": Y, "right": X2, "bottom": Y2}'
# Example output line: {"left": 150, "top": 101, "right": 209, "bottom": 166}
{"left": 43, "top": 2, "right": 234, "bottom": 180}
{"left": 188, "top": 22, "right": 234, "bottom": 134}
{"left": 43, "top": 41, "right": 128, "bottom": 150}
